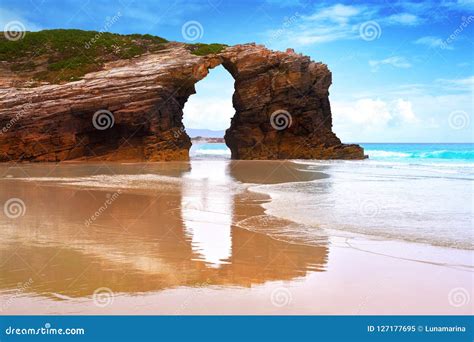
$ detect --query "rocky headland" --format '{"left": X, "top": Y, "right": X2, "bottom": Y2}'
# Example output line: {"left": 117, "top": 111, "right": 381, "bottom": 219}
{"left": 0, "top": 30, "right": 364, "bottom": 162}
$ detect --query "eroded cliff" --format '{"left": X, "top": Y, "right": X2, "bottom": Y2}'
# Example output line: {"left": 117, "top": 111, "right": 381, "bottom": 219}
{"left": 0, "top": 31, "right": 364, "bottom": 162}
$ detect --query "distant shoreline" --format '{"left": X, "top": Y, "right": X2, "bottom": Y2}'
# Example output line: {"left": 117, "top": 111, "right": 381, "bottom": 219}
{"left": 191, "top": 140, "right": 473, "bottom": 144}
{"left": 191, "top": 137, "right": 225, "bottom": 143}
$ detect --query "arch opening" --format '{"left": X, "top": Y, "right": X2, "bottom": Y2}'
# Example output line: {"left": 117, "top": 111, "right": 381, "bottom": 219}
{"left": 182, "top": 65, "right": 235, "bottom": 159}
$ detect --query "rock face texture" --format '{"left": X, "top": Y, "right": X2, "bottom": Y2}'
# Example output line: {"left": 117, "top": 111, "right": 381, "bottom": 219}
{"left": 0, "top": 43, "right": 364, "bottom": 162}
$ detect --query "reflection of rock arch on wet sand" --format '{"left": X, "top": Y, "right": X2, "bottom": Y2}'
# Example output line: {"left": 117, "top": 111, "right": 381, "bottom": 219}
{"left": 0, "top": 161, "right": 328, "bottom": 301}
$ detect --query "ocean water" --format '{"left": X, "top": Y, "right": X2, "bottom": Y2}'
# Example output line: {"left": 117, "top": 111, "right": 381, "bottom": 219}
{"left": 190, "top": 143, "right": 231, "bottom": 158}
{"left": 192, "top": 142, "right": 474, "bottom": 250}
{"left": 191, "top": 142, "right": 474, "bottom": 163}
{"left": 362, "top": 143, "right": 473, "bottom": 164}
{"left": 4, "top": 143, "right": 472, "bottom": 251}
{"left": 1, "top": 147, "right": 471, "bottom": 314}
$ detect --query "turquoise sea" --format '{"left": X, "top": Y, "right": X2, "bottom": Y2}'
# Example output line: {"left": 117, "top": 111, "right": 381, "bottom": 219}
{"left": 191, "top": 142, "right": 473, "bottom": 250}
{"left": 361, "top": 143, "right": 473, "bottom": 162}
{"left": 191, "top": 142, "right": 474, "bottom": 163}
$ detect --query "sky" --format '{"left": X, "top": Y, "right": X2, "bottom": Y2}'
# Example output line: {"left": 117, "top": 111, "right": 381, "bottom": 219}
{"left": 1, "top": 0, "right": 473, "bottom": 142}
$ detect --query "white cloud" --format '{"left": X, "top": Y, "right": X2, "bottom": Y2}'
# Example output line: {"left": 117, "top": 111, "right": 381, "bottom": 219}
{"left": 182, "top": 65, "right": 235, "bottom": 130}
{"left": 293, "top": 30, "right": 351, "bottom": 45}
{"left": 426, "top": 117, "right": 441, "bottom": 129}
{"left": 395, "top": 99, "right": 419, "bottom": 123}
{"left": 265, "top": 0, "right": 304, "bottom": 8}
{"left": 397, "top": 1, "right": 432, "bottom": 12}
{"left": 264, "top": 3, "right": 431, "bottom": 47}
{"left": 435, "top": 76, "right": 474, "bottom": 92}
{"left": 452, "top": 0, "right": 474, "bottom": 10}
{"left": 360, "top": 76, "right": 474, "bottom": 97}
{"left": 414, "top": 36, "right": 452, "bottom": 49}
{"left": 408, "top": 92, "right": 473, "bottom": 142}
{"left": 332, "top": 89, "right": 473, "bottom": 142}
{"left": 369, "top": 56, "right": 412, "bottom": 71}
{"left": 332, "top": 98, "right": 419, "bottom": 130}
{"left": 273, "top": 4, "right": 366, "bottom": 46}
{"left": 305, "top": 4, "right": 362, "bottom": 24}
{"left": 0, "top": 8, "right": 41, "bottom": 31}
{"left": 333, "top": 99, "right": 392, "bottom": 129}
{"left": 386, "top": 13, "right": 421, "bottom": 26}
{"left": 183, "top": 97, "right": 234, "bottom": 131}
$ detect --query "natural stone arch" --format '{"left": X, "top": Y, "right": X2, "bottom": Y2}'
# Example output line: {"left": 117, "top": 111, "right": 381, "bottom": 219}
{"left": 0, "top": 43, "right": 363, "bottom": 162}
{"left": 189, "top": 46, "right": 364, "bottom": 160}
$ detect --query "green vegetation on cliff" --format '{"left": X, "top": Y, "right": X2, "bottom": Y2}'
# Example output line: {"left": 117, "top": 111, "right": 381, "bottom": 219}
{"left": 0, "top": 29, "right": 169, "bottom": 83}
{"left": 188, "top": 43, "right": 227, "bottom": 56}
{"left": 0, "top": 29, "right": 228, "bottom": 84}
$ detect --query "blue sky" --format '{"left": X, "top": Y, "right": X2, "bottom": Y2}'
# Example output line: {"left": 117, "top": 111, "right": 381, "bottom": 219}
{"left": 1, "top": 0, "right": 473, "bottom": 142}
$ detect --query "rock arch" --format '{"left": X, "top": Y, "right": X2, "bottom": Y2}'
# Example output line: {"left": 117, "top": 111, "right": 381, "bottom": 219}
{"left": 0, "top": 43, "right": 364, "bottom": 162}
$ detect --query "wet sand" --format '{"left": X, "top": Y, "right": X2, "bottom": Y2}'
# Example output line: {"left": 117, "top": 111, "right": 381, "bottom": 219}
{"left": 0, "top": 160, "right": 472, "bottom": 315}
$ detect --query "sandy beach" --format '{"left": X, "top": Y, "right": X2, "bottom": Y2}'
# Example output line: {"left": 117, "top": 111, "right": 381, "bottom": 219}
{"left": 0, "top": 159, "right": 472, "bottom": 315}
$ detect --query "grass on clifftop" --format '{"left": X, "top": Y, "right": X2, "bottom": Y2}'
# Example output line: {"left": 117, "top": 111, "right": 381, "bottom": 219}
{"left": 0, "top": 29, "right": 169, "bottom": 83}
{"left": 0, "top": 29, "right": 228, "bottom": 84}
{"left": 188, "top": 43, "right": 227, "bottom": 56}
